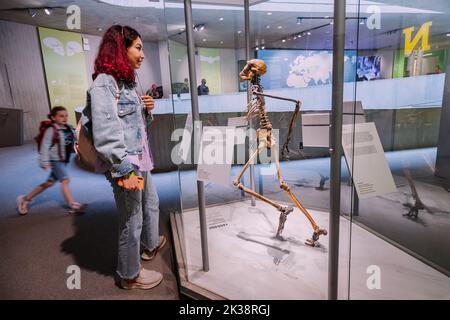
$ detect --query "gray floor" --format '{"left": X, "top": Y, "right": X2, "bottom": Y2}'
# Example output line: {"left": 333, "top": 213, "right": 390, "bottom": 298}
{"left": 0, "top": 143, "right": 181, "bottom": 299}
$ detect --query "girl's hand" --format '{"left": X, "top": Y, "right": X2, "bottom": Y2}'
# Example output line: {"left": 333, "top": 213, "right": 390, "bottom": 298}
{"left": 141, "top": 95, "right": 155, "bottom": 113}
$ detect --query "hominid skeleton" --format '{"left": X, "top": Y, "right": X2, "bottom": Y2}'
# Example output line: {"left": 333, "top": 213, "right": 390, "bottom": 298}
{"left": 233, "top": 59, "right": 327, "bottom": 247}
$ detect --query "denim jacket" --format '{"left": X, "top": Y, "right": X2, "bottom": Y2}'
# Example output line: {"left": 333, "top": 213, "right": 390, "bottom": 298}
{"left": 81, "top": 73, "right": 150, "bottom": 178}
{"left": 39, "top": 124, "right": 71, "bottom": 167}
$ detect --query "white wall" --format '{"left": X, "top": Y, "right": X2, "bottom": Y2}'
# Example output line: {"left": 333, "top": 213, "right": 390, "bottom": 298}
{"left": 220, "top": 48, "right": 239, "bottom": 93}
{"left": 169, "top": 40, "right": 243, "bottom": 94}
{"left": 158, "top": 40, "right": 171, "bottom": 97}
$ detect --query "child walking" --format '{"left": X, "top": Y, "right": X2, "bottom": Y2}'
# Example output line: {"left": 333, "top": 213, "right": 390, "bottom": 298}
{"left": 17, "top": 106, "right": 86, "bottom": 215}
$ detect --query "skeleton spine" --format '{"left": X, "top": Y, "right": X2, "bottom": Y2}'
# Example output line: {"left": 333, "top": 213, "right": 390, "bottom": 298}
{"left": 255, "top": 85, "right": 272, "bottom": 130}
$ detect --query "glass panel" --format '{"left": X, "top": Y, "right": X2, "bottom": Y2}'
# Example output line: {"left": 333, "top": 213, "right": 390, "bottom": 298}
{"left": 169, "top": 0, "right": 341, "bottom": 299}
{"left": 347, "top": 0, "right": 450, "bottom": 299}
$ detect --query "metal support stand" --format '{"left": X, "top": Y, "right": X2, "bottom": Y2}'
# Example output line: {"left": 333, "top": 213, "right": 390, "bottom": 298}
{"left": 245, "top": 0, "right": 256, "bottom": 206}
{"left": 184, "top": 0, "right": 209, "bottom": 272}
{"left": 328, "top": 0, "right": 346, "bottom": 300}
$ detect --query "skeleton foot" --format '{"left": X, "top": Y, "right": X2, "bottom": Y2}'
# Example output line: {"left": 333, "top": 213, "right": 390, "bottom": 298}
{"left": 275, "top": 205, "right": 293, "bottom": 239}
{"left": 305, "top": 228, "right": 328, "bottom": 247}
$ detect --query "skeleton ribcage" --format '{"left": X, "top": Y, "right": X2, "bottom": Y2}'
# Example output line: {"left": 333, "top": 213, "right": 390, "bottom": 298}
{"left": 247, "top": 86, "right": 272, "bottom": 130}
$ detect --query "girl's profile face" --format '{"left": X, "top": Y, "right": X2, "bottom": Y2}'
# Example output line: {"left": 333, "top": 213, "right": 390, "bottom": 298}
{"left": 52, "top": 110, "right": 68, "bottom": 126}
{"left": 127, "top": 37, "right": 145, "bottom": 69}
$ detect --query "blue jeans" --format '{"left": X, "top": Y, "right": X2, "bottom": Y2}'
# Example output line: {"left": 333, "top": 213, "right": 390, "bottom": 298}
{"left": 105, "top": 167, "right": 160, "bottom": 280}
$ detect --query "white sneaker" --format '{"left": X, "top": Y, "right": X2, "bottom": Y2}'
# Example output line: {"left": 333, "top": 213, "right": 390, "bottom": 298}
{"left": 68, "top": 202, "right": 87, "bottom": 214}
{"left": 120, "top": 268, "right": 163, "bottom": 290}
{"left": 16, "top": 195, "right": 30, "bottom": 215}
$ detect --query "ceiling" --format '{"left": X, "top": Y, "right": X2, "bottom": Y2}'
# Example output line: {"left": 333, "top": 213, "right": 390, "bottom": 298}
{"left": 0, "top": 0, "right": 449, "bottom": 51}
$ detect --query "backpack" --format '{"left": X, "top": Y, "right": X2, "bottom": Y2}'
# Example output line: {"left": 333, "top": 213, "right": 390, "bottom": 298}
{"left": 35, "top": 120, "right": 64, "bottom": 160}
{"left": 75, "top": 79, "right": 120, "bottom": 172}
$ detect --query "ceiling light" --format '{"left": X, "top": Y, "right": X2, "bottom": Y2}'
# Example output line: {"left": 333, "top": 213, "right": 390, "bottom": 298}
{"left": 294, "top": 36, "right": 297, "bottom": 40}
{"left": 202, "top": 38, "right": 206, "bottom": 42}
{"left": 266, "top": 25, "right": 270, "bottom": 29}
{"left": 296, "top": 17, "right": 302, "bottom": 25}
{"left": 277, "top": 26, "right": 282, "bottom": 29}
{"left": 446, "top": 33, "right": 450, "bottom": 37}
{"left": 44, "top": 8, "right": 52, "bottom": 15}
{"left": 28, "top": 9, "right": 37, "bottom": 18}
{"left": 219, "top": 17, "right": 224, "bottom": 21}
{"left": 307, "top": 32, "right": 311, "bottom": 35}
{"left": 255, "top": 46, "right": 259, "bottom": 51}
{"left": 282, "top": 39, "right": 286, "bottom": 43}
{"left": 220, "top": 41, "right": 224, "bottom": 44}
{"left": 261, "top": 46, "right": 265, "bottom": 50}
{"left": 330, "top": 21, "right": 334, "bottom": 25}
{"left": 267, "top": 12, "right": 272, "bottom": 15}
{"left": 237, "top": 30, "right": 242, "bottom": 34}
{"left": 97, "top": 27, "right": 103, "bottom": 31}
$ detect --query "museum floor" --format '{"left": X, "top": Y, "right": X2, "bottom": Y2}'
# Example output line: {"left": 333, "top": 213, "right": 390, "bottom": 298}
{"left": 0, "top": 143, "right": 449, "bottom": 299}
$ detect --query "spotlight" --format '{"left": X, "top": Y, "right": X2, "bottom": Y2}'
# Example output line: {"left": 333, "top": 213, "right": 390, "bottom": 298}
{"left": 44, "top": 8, "right": 52, "bottom": 15}
{"left": 446, "top": 33, "right": 450, "bottom": 37}
{"left": 296, "top": 17, "right": 302, "bottom": 25}
{"left": 28, "top": 9, "right": 37, "bottom": 18}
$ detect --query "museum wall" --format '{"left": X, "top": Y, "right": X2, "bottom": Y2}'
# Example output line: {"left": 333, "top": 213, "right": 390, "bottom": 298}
{"left": 0, "top": 20, "right": 50, "bottom": 142}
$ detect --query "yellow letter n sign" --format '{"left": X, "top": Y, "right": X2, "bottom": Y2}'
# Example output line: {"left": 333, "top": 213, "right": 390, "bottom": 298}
{"left": 403, "top": 21, "right": 432, "bottom": 57}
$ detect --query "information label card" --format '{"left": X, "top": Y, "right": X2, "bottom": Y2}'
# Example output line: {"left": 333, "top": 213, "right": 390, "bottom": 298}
{"left": 342, "top": 122, "right": 397, "bottom": 199}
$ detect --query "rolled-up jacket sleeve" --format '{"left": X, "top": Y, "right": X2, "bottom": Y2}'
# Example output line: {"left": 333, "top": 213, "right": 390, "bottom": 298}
{"left": 90, "top": 75, "right": 133, "bottom": 178}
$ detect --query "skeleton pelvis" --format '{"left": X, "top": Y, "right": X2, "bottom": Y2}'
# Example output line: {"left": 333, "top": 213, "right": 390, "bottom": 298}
{"left": 257, "top": 129, "right": 275, "bottom": 147}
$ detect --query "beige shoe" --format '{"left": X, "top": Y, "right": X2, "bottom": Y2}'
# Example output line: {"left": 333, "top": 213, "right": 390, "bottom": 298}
{"left": 120, "top": 268, "right": 163, "bottom": 290}
{"left": 141, "top": 235, "right": 167, "bottom": 261}
{"left": 16, "top": 195, "right": 30, "bottom": 215}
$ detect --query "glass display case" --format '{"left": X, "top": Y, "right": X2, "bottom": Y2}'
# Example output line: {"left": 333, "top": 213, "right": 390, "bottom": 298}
{"left": 343, "top": 0, "right": 450, "bottom": 299}
{"left": 167, "top": 0, "right": 343, "bottom": 299}
{"left": 166, "top": 0, "right": 450, "bottom": 300}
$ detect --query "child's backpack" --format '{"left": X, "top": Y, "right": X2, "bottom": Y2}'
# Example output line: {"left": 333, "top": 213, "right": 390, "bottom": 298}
{"left": 35, "top": 120, "right": 63, "bottom": 160}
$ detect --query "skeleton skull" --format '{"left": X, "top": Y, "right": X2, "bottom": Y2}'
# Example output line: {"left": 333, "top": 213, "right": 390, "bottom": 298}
{"left": 239, "top": 59, "right": 267, "bottom": 80}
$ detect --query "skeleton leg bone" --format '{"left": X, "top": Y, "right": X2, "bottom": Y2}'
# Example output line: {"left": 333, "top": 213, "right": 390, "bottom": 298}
{"left": 233, "top": 139, "right": 294, "bottom": 239}
{"left": 272, "top": 143, "right": 328, "bottom": 247}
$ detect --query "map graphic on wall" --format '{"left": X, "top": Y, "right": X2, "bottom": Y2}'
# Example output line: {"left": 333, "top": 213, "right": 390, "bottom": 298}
{"left": 257, "top": 49, "right": 357, "bottom": 89}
